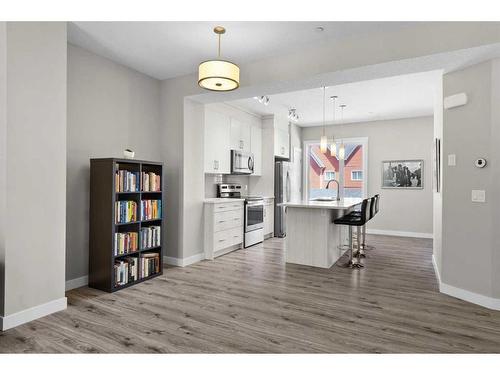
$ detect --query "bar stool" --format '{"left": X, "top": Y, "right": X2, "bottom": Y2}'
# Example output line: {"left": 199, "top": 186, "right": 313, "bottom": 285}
{"left": 334, "top": 198, "right": 369, "bottom": 268}
{"left": 361, "top": 194, "right": 379, "bottom": 252}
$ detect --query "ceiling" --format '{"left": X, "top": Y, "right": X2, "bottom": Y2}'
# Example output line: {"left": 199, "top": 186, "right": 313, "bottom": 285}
{"left": 228, "top": 71, "right": 440, "bottom": 126}
{"left": 67, "top": 21, "right": 413, "bottom": 80}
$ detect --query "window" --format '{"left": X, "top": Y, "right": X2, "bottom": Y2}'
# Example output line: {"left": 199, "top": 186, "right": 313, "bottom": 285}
{"left": 324, "top": 171, "right": 336, "bottom": 181}
{"left": 304, "top": 138, "right": 368, "bottom": 200}
{"left": 351, "top": 170, "right": 363, "bottom": 181}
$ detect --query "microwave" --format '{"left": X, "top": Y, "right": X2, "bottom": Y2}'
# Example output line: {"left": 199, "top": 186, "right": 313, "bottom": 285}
{"left": 231, "top": 150, "right": 254, "bottom": 174}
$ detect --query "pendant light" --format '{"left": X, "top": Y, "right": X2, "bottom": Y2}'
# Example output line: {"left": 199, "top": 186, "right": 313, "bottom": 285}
{"left": 320, "top": 87, "right": 328, "bottom": 153}
{"left": 330, "top": 96, "right": 338, "bottom": 158}
{"left": 339, "top": 104, "right": 346, "bottom": 160}
{"left": 198, "top": 26, "right": 240, "bottom": 92}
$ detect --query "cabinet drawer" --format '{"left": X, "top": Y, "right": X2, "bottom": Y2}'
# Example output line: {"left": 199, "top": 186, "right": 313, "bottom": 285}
{"left": 214, "top": 201, "right": 244, "bottom": 213}
{"left": 214, "top": 214, "right": 242, "bottom": 232}
{"left": 214, "top": 227, "right": 243, "bottom": 251}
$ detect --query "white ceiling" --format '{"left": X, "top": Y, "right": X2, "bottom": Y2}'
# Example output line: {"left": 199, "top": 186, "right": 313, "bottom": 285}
{"left": 229, "top": 71, "right": 440, "bottom": 126}
{"left": 67, "top": 21, "right": 413, "bottom": 80}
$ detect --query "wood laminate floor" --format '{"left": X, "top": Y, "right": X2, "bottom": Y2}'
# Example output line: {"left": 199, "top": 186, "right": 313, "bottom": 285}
{"left": 1, "top": 235, "right": 500, "bottom": 353}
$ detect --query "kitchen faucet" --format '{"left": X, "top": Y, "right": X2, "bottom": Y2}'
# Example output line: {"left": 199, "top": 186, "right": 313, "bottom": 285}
{"left": 325, "top": 179, "right": 341, "bottom": 201}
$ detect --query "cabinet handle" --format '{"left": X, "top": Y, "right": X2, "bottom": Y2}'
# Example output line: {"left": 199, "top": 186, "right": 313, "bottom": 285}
{"left": 218, "top": 220, "right": 226, "bottom": 223}
{"left": 233, "top": 235, "right": 239, "bottom": 238}
{"left": 218, "top": 239, "right": 226, "bottom": 242}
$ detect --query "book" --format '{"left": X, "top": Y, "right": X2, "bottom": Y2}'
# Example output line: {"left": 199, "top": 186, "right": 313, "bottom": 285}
{"left": 114, "top": 256, "right": 139, "bottom": 287}
{"left": 140, "top": 200, "right": 162, "bottom": 221}
{"left": 114, "top": 232, "right": 139, "bottom": 255}
{"left": 141, "top": 171, "right": 161, "bottom": 192}
{"left": 139, "top": 252, "right": 160, "bottom": 278}
{"left": 115, "top": 200, "right": 138, "bottom": 224}
{"left": 140, "top": 226, "right": 161, "bottom": 249}
{"left": 115, "top": 169, "right": 140, "bottom": 192}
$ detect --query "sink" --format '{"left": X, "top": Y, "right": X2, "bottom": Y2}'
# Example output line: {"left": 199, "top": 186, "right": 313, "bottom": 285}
{"left": 310, "top": 197, "right": 338, "bottom": 202}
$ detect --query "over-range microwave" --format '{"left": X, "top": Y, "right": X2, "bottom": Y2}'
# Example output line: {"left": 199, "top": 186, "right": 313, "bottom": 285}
{"left": 231, "top": 149, "right": 254, "bottom": 174}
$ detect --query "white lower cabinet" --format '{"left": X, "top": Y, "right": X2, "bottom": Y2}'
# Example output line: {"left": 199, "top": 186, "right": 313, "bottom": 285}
{"left": 263, "top": 198, "right": 274, "bottom": 238}
{"left": 204, "top": 200, "right": 244, "bottom": 260}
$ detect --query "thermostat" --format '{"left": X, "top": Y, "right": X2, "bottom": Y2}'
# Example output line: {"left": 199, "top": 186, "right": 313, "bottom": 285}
{"left": 475, "top": 158, "right": 487, "bottom": 168}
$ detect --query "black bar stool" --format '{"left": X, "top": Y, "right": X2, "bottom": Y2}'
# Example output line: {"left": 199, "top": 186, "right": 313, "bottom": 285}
{"left": 361, "top": 194, "right": 379, "bottom": 252}
{"left": 334, "top": 198, "right": 370, "bottom": 268}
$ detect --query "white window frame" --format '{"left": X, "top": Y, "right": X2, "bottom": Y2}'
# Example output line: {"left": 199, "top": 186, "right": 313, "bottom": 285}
{"left": 324, "top": 171, "right": 336, "bottom": 181}
{"left": 351, "top": 170, "right": 363, "bottom": 181}
{"left": 302, "top": 137, "right": 368, "bottom": 200}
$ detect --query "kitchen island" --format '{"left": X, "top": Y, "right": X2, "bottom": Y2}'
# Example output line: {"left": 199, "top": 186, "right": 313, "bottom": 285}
{"left": 278, "top": 198, "right": 362, "bottom": 268}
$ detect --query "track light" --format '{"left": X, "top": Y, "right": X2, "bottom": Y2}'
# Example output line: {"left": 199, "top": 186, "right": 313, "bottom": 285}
{"left": 288, "top": 108, "right": 299, "bottom": 123}
{"left": 254, "top": 95, "right": 270, "bottom": 106}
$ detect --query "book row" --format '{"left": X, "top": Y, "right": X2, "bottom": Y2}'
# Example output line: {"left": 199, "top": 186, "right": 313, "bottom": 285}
{"left": 114, "top": 257, "right": 138, "bottom": 286}
{"left": 141, "top": 226, "right": 161, "bottom": 249}
{"left": 115, "top": 170, "right": 140, "bottom": 192}
{"left": 141, "top": 171, "right": 161, "bottom": 192}
{"left": 114, "top": 252, "right": 161, "bottom": 287}
{"left": 115, "top": 201, "right": 138, "bottom": 224}
{"left": 141, "top": 200, "right": 162, "bottom": 221}
{"left": 114, "top": 232, "right": 139, "bottom": 256}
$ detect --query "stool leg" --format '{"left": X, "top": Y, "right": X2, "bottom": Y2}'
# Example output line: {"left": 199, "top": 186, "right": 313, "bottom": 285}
{"left": 353, "top": 226, "right": 364, "bottom": 268}
{"left": 338, "top": 226, "right": 358, "bottom": 268}
{"left": 348, "top": 226, "right": 353, "bottom": 264}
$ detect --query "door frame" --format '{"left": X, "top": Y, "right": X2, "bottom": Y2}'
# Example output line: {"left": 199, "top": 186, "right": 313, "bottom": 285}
{"left": 302, "top": 137, "right": 368, "bottom": 201}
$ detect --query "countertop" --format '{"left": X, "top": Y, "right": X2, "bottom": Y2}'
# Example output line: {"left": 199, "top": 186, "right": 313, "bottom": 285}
{"left": 204, "top": 198, "right": 245, "bottom": 203}
{"left": 277, "top": 198, "right": 363, "bottom": 210}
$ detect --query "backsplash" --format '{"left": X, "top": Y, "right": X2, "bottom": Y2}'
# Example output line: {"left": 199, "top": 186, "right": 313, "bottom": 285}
{"left": 205, "top": 174, "right": 250, "bottom": 198}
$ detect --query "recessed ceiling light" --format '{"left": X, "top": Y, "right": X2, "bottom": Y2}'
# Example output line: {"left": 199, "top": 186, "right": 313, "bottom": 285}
{"left": 315, "top": 26, "right": 325, "bottom": 32}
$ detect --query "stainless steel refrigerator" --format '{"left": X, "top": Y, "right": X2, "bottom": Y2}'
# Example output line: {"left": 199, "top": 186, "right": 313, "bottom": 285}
{"left": 274, "top": 161, "right": 291, "bottom": 237}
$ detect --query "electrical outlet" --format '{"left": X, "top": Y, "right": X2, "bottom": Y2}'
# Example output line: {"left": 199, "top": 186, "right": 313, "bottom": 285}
{"left": 471, "top": 190, "right": 486, "bottom": 203}
{"left": 448, "top": 154, "right": 456, "bottom": 166}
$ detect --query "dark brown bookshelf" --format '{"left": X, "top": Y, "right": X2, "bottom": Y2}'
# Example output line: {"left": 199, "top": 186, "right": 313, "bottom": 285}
{"left": 89, "top": 158, "right": 164, "bottom": 292}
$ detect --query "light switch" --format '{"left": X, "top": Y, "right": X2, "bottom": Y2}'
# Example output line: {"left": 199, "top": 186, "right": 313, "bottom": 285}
{"left": 471, "top": 190, "right": 486, "bottom": 203}
{"left": 448, "top": 154, "right": 456, "bottom": 166}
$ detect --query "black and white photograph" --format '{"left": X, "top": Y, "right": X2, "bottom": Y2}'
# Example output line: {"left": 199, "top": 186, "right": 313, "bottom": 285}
{"left": 382, "top": 160, "right": 423, "bottom": 189}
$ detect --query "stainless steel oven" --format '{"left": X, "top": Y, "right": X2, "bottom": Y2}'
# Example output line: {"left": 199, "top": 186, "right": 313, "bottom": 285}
{"left": 231, "top": 150, "right": 254, "bottom": 174}
{"left": 244, "top": 197, "right": 264, "bottom": 247}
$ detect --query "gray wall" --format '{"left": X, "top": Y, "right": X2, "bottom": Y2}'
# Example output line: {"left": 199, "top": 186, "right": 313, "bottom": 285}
{"left": 2, "top": 22, "right": 67, "bottom": 315}
{"left": 433, "top": 75, "right": 444, "bottom": 273}
{"left": 302, "top": 117, "right": 434, "bottom": 235}
{"left": 0, "top": 22, "right": 6, "bottom": 315}
{"left": 161, "top": 23, "right": 500, "bottom": 262}
{"left": 442, "top": 60, "right": 496, "bottom": 297}
{"left": 67, "top": 45, "right": 161, "bottom": 281}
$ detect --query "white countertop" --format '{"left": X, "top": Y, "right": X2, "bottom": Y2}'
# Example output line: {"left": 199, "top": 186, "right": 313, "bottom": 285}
{"left": 278, "top": 198, "right": 363, "bottom": 210}
{"left": 204, "top": 198, "right": 245, "bottom": 203}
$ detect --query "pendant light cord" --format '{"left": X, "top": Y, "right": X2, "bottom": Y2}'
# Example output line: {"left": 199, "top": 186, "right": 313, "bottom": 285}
{"left": 322, "top": 86, "right": 326, "bottom": 137}
{"left": 218, "top": 33, "right": 221, "bottom": 58}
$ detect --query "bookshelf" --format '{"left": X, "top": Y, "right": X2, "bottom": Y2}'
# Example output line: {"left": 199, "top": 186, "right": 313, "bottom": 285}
{"left": 89, "top": 158, "right": 164, "bottom": 292}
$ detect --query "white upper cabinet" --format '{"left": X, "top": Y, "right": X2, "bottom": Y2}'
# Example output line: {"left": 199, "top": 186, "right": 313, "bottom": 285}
{"left": 250, "top": 125, "right": 262, "bottom": 176}
{"left": 204, "top": 108, "right": 231, "bottom": 174}
{"left": 274, "top": 127, "right": 290, "bottom": 159}
{"left": 230, "top": 118, "right": 251, "bottom": 152}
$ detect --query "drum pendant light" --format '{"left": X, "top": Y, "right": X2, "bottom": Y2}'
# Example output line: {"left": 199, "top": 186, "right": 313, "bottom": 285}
{"left": 198, "top": 26, "right": 240, "bottom": 92}
{"left": 320, "top": 87, "right": 328, "bottom": 153}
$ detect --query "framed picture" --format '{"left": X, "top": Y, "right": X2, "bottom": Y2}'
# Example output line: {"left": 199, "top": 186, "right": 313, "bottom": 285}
{"left": 382, "top": 160, "right": 423, "bottom": 189}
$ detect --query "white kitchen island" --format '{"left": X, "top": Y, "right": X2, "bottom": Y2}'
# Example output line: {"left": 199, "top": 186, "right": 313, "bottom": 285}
{"left": 278, "top": 198, "right": 363, "bottom": 268}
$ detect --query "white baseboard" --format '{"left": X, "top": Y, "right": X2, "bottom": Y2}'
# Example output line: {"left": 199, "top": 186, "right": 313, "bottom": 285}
{"left": 366, "top": 229, "right": 433, "bottom": 239}
{"left": 432, "top": 254, "right": 441, "bottom": 285}
{"left": 0, "top": 297, "right": 67, "bottom": 331}
{"left": 65, "top": 275, "right": 88, "bottom": 291}
{"left": 432, "top": 255, "right": 500, "bottom": 310}
{"left": 164, "top": 252, "right": 204, "bottom": 267}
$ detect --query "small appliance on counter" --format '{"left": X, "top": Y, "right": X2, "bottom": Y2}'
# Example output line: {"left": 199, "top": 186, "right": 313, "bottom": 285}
{"left": 217, "top": 183, "right": 264, "bottom": 248}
